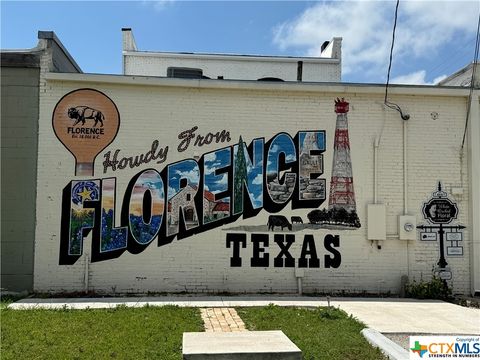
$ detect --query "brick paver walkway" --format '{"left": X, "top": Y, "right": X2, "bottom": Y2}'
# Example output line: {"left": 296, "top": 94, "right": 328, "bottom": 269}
{"left": 200, "top": 307, "right": 247, "bottom": 332}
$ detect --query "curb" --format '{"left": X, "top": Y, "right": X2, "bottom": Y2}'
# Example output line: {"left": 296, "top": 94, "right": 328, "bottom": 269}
{"left": 361, "top": 328, "right": 409, "bottom": 360}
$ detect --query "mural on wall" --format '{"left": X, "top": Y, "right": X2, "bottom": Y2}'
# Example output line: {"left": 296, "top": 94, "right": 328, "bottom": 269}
{"left": 54, "top": 91, "right": 354, "bottom": 266}
{"left": 128, "top": 170, "right": 164, "bottom": 245}
{"left": 233, "top": 136, "right": 264, "bottom": 214}
{"left": 307, "top": 98, "right": 360, "bottom": 229}
{"left": 67, "top": 180, "right": 101, "bottom": 255}
{"left": 52, "top": 89, "right": 120, "bottom": 176}
{"left": 226, "top": 98, "right": 360, "bottom": 233}
{"left": 417, "top": 182, "right": 465, "bottom": 280}
{"left": 203, "top": 148, "right": 231, "bottom": 224}
{"left": 299, "top": 131, "right": 326, "bottom": 201}
{"left": 166, "top": 160, "right": 201, "bottom": 236}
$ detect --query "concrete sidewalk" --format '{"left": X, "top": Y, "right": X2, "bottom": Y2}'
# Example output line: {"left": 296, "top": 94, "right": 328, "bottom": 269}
{"left": 8, "top": 295, "right": 480, "bottom": 334}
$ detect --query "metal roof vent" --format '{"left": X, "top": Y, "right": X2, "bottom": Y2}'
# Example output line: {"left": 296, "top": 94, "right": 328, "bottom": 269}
{"left": 167, "top": 67, "right": 203, "bottom": 79}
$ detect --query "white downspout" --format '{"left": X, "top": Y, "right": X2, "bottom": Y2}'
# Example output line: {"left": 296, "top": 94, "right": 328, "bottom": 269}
{"left": 84, "top": 254, "right": 90, "bottom": 293}
{"left": 468, "top": 90, "right": 480, "bottom": 296}
{"left": 374, "top": 138, "right": 379, "bottom": 204}
{"left": 403, "top": 120, "right": 408, "bottom": 214}
{"left": 403, "top": 120, "right": 410, "bottom": 279}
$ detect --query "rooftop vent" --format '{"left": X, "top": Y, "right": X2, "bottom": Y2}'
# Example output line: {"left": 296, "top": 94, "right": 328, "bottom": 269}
{"left": 167, "top": 67, "right": 203, "bottom": 79}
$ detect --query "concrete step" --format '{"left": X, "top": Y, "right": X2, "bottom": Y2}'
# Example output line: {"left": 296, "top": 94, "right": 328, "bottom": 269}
{"left": 183, "top": 330, "right": 302, "bottom": 360}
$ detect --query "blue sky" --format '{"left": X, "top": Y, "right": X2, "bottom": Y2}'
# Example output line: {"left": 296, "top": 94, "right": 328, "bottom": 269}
{"left": 1, "top": 1, "right": 478, "bottom": 84}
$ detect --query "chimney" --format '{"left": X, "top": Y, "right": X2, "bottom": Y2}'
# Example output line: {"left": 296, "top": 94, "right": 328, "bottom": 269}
{"left": 122, "top": 28, "right": 137, "bottom": 52}
{"left": 320, "top": 37, "right": 342, "bottom": 60}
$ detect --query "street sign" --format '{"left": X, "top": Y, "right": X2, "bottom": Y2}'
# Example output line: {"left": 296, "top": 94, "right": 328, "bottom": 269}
{"left": 417, "top": 182, "right": 465, "bottom": 270}
{"left": 438, "top": 270, "right": 452, "bottom": 280}
{"left": 420, "top": 232, "right": 437, "bottom": 241}
{"left": 422, "top": 197, "right": 458, "bottom": 224}
{"left": 447, "top": 247, "right": 463, "bottom": 256}
{"left": 446, "top": 232, "right": 462, "bottom": 241}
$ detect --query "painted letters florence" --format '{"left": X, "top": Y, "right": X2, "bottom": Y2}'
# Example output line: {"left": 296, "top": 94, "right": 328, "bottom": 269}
{"left": 54, "top": 89, "right": 358, "bottom": 266}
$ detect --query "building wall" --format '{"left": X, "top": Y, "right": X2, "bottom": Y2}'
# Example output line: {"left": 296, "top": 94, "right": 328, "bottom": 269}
{"left": 1, "top": 31, "right": 81, "bottom": 293}
{"left": 1, "top": 67, "right": 39, "bottom": 292}
{"left": 437, "top": 62, "right": 479, "bottom": 88}
{"left": 34, "top": 75, "right": 475, "bottom": 295}
{"left": 123, "top": 53, "right": 341, "bottom": 82}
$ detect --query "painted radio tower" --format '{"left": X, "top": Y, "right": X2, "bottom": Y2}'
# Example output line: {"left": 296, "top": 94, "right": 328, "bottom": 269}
{"left": 328, "top": 98, "right": 357, "bottom": 212}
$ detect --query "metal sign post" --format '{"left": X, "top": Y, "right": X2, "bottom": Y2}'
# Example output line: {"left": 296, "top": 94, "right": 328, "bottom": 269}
{"left": 417, "top": 224, "right": 466, "bottom": 268}
{"left": 417, "top": 182, "right": 465, "bottom": 270}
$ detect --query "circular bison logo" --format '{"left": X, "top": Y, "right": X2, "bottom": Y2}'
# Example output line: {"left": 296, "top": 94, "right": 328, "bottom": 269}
{"left": 52, "top": 88, "right": 120, "bottom": 176}
{"left": 68, "top": 106, "right": 105, "bottom": 127}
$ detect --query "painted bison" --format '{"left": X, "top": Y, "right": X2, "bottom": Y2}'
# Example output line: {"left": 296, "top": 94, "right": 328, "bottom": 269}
{"left": 68, "top": 106, "right": 104, "bottom": 127}
{"left": 267, "top": 215, "right": 292, "bottom": 231}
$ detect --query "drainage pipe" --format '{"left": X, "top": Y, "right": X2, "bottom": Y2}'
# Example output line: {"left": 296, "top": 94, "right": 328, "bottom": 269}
{"left": 374, "top": 137, "right": 380, "bottom": 204}
{"left": 403, "top": 120, "right": 408, "bottom": 214}
{"left": 84, "top": 254, "right": 90, "bottom": 293}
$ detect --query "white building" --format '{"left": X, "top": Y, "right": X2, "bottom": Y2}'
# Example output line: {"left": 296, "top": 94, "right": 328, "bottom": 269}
{"left": 122, "top": 28, "right": 342, "bottom": 82}
{"left": 2, "top": 30, "right": 479, "bottom": 297}
{"left": 437, "top": 62, "right": 479, "bottom": 88}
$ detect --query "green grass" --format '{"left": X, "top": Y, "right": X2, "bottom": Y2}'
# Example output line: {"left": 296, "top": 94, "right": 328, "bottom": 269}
{"left": 1, "top": 305, "right": 203, "bottom": 360}
{"left": 1, "top": 294, "right": 26, "bottom": 310}
{"left": 237, "top": 305, "right": 386, "bottom": 360}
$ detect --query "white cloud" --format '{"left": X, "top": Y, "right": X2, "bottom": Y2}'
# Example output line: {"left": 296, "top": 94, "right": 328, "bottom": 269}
{"left": 204, "top": 163, "right": 215, "bottom": 176}
{"left": 252, "top": 173, "right": 263, "bottom": 185}
{"left": 142, "top": 0, "right": 174, "bottom": 12}
{"left": 285, "top": 154, "right": 296, "bottom": 162}
{"left": 391, "top": 70, "right": 447, "bottom": 85}
{"left": 168, "top": 186, "right": 177, "bottom": 199}
{"left": 175, "top": 168, "right": 200, "bottom": 183}
{"left": 204, "top": 152, "right": 217, "bottom": 163}
{"left": 273, "top": 1, "right": 478, "bottom": 82}
{"left": 215, "top": 173, "right": 228, "bottom": 186}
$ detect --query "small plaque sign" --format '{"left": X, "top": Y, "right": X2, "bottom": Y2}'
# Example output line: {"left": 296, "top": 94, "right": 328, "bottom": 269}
{"left": 446, "top": 232, "right": 462, "bottom": 241}
{"left": 438, "top": 270, "right": 452, "bottom": 280}
{"left": 447, "top": 247, "right": 463, "bottom": 256}
{"left": 420, "top": 232, "right": 437, "bottom": 241}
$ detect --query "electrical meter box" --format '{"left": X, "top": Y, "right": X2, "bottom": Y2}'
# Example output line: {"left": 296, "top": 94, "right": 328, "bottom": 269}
{"left": 367, "top": 204, "right": 386, "bottom": 240}
{"left": 399, "top": 215, "right": 417, "bottom": 240}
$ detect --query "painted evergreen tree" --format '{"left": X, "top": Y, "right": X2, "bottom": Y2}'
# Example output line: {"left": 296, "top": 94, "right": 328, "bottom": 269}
{"left": 233, "top": 136, "right": 248, "bottom": 214}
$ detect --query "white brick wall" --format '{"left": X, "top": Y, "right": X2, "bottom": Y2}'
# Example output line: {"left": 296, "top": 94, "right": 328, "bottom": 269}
{"left": 123, "top": 53, "right": 341, "bottom": 82}
{"left": 34, "top": 76, "right": 475, "bottom": 295}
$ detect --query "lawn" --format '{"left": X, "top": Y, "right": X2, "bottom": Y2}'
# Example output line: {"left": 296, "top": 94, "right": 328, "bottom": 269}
{"left": 2, "top": 302, "right": 385, "bottom": 360}
{"left": 237, "top": 305, "right": 386, "bottom": 360}
{"left": 1, "top": 305, "right": 203, "bottom": 360}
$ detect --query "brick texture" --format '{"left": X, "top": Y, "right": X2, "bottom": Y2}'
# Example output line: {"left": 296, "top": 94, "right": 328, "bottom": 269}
{"left": 34, "top": 79, "right": 473, "bottom": 295}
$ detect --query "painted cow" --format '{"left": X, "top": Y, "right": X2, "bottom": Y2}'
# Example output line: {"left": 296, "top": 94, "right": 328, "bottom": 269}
{"left": 68, "top": 106, "right": 104, "bottom": 127}
{"left": 291, "top": 216, "right": 303, "bottom": 224}
{"left": 267, "top": 215, "right": 292, "bottom": 231}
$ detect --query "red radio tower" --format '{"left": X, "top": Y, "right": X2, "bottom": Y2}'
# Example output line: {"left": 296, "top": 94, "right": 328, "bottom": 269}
{"left": 328, "top": 98, "right": 357, "bottom": 212}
